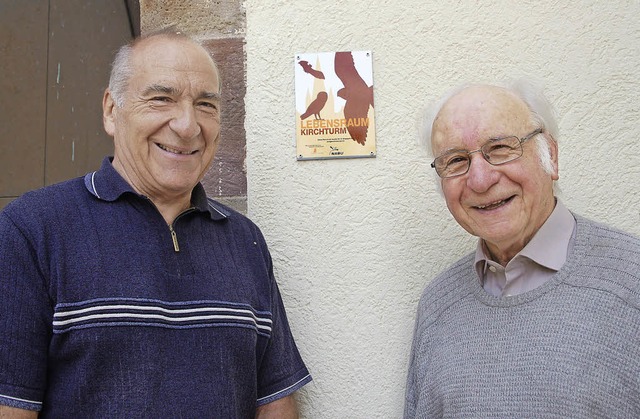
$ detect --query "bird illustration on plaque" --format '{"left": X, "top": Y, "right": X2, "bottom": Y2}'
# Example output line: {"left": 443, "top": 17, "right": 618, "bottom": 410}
{"left": 295, "top": 51, "right": 376, "bottom": 160}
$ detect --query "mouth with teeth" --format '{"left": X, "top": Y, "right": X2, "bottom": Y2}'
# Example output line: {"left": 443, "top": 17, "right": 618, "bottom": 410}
{"left": 156, "top": 143, "right": 198, "bottom": 155}
{"left": 473, "top": 196, "right": 514, "bottom": 210}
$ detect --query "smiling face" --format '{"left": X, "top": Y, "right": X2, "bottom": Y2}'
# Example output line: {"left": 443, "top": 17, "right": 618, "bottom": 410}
{"left": 432, "top": 85, "right": 559, "bottom": 264}
{"left": 103, "top": 35, "right": 221, "bottom": 208}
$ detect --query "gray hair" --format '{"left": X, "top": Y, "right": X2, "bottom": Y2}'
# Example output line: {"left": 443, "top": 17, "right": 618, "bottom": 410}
{"left": 108, "top": 43, "right": 134, "bottom": 108}
{"left": 108, "top": 27, "right": 220, "bottom": 108}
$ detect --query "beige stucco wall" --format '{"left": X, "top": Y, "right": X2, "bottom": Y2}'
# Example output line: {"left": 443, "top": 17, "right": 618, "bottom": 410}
{"left": 245, "top": 1, "right": 640, "bottom": 417}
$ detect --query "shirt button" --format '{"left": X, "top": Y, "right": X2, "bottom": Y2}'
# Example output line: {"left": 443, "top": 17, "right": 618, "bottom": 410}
{"left": 489, "top": 266, "right": 497, "bottom": 272}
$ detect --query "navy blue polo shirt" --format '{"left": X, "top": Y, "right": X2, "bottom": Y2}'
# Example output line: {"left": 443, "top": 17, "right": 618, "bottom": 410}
{"left": 0, "top": 158, "right": 311, "bottom": 417}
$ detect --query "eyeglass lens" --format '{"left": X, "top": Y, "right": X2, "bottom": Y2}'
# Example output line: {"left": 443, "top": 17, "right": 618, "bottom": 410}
{"left": 435, "top": 136, "right": 523, "bottom": 178}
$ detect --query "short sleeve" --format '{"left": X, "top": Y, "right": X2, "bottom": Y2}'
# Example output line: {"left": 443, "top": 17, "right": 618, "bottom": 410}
{"left": 255, "top": 250, "right": 311, "bottom": 405}
{"left": 0, "top": 210, "right": 52, "bottom": 411}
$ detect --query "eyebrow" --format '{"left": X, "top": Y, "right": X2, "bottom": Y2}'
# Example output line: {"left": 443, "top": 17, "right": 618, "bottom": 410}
{"left": 438, "top": 147, "right": 469, "bottom": 155}
{"left": 199, "top": 92, "right": 221, "bottom": 101}
{"left": 143, "top": 84, "right": 177, "bottom": 96}
{"left": 142, "top": 84, "right": 221, "bottom": 101}
{"left": 435, "top": 133, "right": 516, "bottom": 156}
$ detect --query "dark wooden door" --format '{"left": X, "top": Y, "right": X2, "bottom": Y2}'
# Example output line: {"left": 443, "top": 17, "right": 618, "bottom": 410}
{"left": 0, "top": 0, "right": 138, "bottom": 209}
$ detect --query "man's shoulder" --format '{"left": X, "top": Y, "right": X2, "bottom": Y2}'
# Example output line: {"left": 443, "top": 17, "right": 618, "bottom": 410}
{"left": 575, "top": 214, "right": 640, "bottom": 253}
{"left": 2, "top": 177, "right": 86, "bottom": 221}
{"left": 574, "top": 214, "right": 640, "bottom": 269}
{"left": 205, "top": 198, "right": 245, "bottom": 220}
{"left": 427, "top": 252, "right": 476, "bottom": 291}
{"left": 568, "top": 214, "right": 640, "bottom": 305}
{"left": 203, "top": 197, "right": 270, "bottom": 243}
{"left": 415, "top": 252, "right": 476, "bottom": 326}
{"left": 205, "top": 198, "right": 259, "bottom": 229}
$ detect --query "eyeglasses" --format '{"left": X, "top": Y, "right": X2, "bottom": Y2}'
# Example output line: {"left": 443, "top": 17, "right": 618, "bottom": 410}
{"left": 430, "top": 128, "right": 544, "bottom": 178}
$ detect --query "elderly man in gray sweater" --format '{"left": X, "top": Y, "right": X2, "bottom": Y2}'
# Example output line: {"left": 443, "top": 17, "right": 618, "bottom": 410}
{"left": 405, "top": 79, "right": 640, "bottom": 418}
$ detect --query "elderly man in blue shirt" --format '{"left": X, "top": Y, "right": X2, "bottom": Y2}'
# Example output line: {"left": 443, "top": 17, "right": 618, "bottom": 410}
{"left": 0, "top": 29, "right": 311, "bottom": 418}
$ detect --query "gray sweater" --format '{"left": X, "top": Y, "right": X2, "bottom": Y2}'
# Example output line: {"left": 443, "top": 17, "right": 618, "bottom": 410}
{"left": 405, "top": 215, "right": 640, "bottom": 418}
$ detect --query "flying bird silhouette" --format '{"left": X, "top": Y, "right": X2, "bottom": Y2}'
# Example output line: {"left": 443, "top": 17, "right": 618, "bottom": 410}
{"left": 300, "top": 91, "right": 328, "bottom": 120}
{"left": 298, "top": 60, "right": 325, "bottom": 79}
{"left": 334, "top": 52, "right": 374, "bottom": 145}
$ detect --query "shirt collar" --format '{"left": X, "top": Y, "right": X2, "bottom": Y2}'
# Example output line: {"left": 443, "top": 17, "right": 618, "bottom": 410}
{"left": 474, "top": 198, "right": 576, "bottom": 273}
{"left": 83, "top": 157, "right": 228, "bottom": 221}
{"left": 518, "top": 199, "right": 575, "bottom": 270}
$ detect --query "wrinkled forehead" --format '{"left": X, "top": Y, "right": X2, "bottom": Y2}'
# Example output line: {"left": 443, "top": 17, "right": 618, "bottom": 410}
{"left": 431, "top": 86, "right": 530, "bottom": 155}
{"left": 131, "top": 36, "right": 220, "bottom": 84}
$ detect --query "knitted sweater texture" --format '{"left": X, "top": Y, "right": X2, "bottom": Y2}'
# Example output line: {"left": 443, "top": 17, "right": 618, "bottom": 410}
{"left": 405, "top": 215, "right": 640, "bottom": 418}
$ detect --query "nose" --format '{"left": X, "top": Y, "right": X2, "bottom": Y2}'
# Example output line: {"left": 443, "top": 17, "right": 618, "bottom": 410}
{"left": 465, "top": 153, "right": 499, "bottom": 193}
{"left": 169, "top": 104, "right": 201, "bottom": 139}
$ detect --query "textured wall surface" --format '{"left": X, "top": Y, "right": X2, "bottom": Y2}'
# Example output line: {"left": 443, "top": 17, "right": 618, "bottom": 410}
{"left": 244, "top": 1, "right": 640, "bottom": 417}
{"left": 140, "top": 0, "right": 244, "bottom": 36}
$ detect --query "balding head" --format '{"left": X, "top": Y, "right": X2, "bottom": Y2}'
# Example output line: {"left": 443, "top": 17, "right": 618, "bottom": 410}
{"left": 108, "top": 29, "right": 220, "bottom": 108}
{"left": 432, "top": 85, "right": 532, "bottom": 159}
{"left": 420, "top": 80, "right": 559, "bottom": 191}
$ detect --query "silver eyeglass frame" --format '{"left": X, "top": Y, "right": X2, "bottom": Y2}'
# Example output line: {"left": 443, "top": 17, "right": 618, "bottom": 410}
{"left": 430, "top": 128, "right": 544, "bottom": 178}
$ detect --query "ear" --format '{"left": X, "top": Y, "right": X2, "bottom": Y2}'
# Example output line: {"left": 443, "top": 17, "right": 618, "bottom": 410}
{"left": 102, "top": 89, "right": 116, "bottom": 137}
{"left": 547, "top": 134, "right": 559, "bottom": 180}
